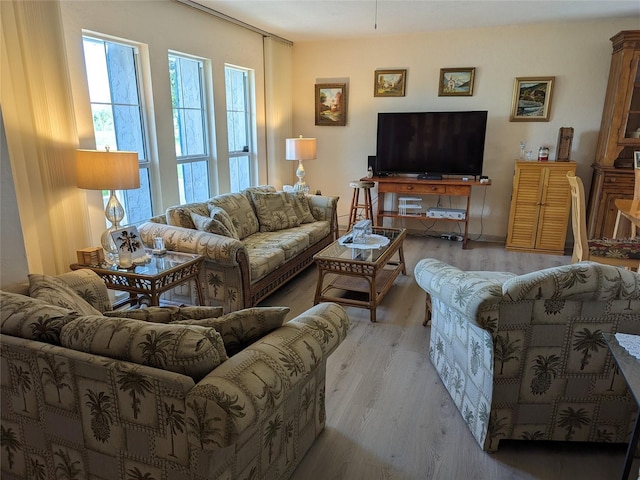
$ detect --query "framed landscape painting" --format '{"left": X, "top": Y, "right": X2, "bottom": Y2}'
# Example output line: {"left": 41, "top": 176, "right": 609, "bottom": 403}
{"left": 374, "top": 69, "right": 406, "bottom": 97}
{"left": 438, "top": 67, "right": 475, "bottom": 96}
{"left": 315, "top": 83, "right": 348, "bottom": 126}
{"left": 510, "top": 76, "right": 555, "bottom": 122}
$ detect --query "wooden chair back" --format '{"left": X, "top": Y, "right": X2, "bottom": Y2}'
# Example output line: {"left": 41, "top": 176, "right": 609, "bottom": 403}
{"left": 566, "top": 172, "right": 589, "bottom": 263}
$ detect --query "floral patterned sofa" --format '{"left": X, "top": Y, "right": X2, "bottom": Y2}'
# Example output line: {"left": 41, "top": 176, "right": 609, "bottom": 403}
{"left": 414, "top": 259, "right": 640, "bottom": 452}
{"left": 1, "top": 269, "right": 349, "bottom": 479}
{"left": 138, "top": 186, "right": 339, "bottom": 313}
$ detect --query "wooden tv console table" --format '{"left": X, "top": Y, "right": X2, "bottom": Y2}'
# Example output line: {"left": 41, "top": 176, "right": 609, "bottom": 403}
{"left": 367, "top": 176, "right": 491, "bottom": 249}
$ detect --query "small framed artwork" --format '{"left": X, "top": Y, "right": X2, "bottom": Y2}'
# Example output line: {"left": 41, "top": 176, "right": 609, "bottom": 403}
{"left": 438, "top": 67, "right": 475, "bottom": 96}
{"left": 510, "top": 76, "right": 555, "bottom": 122}
{"left": 374, "top": 69, "right": 407, "bottom": 97}
{"left": 634, "top": 151, "right": 640, "bottom": 169}
{"left": 111, "top": 226, "right": 146, "bottom": 262}
{"left": 315, "top": 83, "right": 348, "bottom": 126}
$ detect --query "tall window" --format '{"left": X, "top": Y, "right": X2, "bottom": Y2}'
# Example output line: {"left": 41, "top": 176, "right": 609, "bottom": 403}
{"left": 81, "top": 35, "right": 152, "bottom": 225}
{"left": 225, "top": 65, "right": 254, "bottom": 192}
{"left": 169, "top": 53, "right": 210, "bottom": 203}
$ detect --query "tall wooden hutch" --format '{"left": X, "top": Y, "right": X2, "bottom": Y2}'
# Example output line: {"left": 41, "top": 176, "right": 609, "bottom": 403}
{"left": 587, "top": 30, "right": 640, "bottom": 238}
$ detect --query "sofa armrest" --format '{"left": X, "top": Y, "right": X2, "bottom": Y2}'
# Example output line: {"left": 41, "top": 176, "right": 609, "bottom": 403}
{"left": 185, "top": 302, "right": 349, "bottom": 449}
{"left": 138, "top": 222, "right": 246, "bottom": 267}
{"left": 414, "top": 258, "right": 505, "bottom": 323}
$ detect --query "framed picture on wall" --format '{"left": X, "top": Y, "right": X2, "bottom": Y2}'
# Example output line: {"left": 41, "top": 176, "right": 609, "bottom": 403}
{"left": 374, "top": 69, "right": 407, "bottom": 97}
{"left": 510, "top": 76, "right": 555, "bottom": 122}
{"left": 634, "top": 151, "right": 640, "bottom": 169}
{"left": 315, "top": 83, "right": 348, "bottom": 126}
{"left": 438, "top": 67, "right": 475, "bottom": 96}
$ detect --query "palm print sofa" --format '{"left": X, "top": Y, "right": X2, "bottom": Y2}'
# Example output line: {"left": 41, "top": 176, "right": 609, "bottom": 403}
{"left": 138, "top": 186, "right": 339, "bottom": 313}
{"left": 1, "top": 269, "right": 349, "bottom": 479}
{"left": 414, "top": 259, "right": 640, "bottom": 452}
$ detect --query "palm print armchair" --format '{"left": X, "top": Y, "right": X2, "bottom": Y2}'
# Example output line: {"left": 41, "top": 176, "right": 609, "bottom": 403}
{"left": 414, "top": 259, "right": 640, "bottom": 452}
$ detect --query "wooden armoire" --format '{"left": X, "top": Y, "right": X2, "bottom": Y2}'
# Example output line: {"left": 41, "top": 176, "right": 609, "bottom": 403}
{"left": 587, "top": 30, "right": 640, "bottom": 238}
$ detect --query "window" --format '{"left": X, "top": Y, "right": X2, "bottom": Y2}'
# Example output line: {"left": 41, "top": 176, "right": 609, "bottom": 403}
{"left": 225, "top": 65, "right": 254, "bottom": 192}
{"left": 169, "top": 53, "right": 210, "bottom": 203}
{"left": 82, "top": 35, "right": 152, "bottom": 225}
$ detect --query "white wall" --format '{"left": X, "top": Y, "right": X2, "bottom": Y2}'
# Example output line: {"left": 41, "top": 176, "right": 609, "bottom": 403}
{"left": 292, "top": 18, "right": 639, "bottom": 240}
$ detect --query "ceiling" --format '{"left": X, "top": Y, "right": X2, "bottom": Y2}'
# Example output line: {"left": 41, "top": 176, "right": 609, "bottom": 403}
{"left": 184, "top": 0, "right": 640, "bottom": 43}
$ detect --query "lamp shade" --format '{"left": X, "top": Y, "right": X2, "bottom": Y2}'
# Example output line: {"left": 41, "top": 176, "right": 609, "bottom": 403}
{"left": 76, "top": 149, "right": 140, "bottom": 190}
{"left": 285, "top": 136, "right": 317, "bottom": 161}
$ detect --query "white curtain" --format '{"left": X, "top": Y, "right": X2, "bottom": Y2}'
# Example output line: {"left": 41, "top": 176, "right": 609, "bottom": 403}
{"left": 1, "top": 0, "right": 89, "bottom": 274}
{"left": 263, "top": 36, "right": 294, "bottom": 189}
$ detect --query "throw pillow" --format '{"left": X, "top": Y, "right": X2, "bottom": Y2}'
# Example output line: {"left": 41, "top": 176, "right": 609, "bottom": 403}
{"left": 171, "top": 306, "right": 290, "bottom": 356}
{"left": 191, "top": 211, "right": 238, "bottom": 239}
{"left": 286, "top": 191, "right": 316, "bottom": 224}
{"left": 29, "top": 274, "right": 102, "bottom": 316}
{"left": 209, "top": 192, "right": 260, "bottom": 239}
{"left": 60, "top": 316, "right": 228, "bottom": 382}
{"left": 104, "top": 305, "right": 224, "bottom": 324}
{"left": 57, "top": 268, "right": 113, "bottom": 313}
{"left": 0, "top": 291, "right": 79, "bottom": 344}
{"left": 166, "top": 202, "right": 210, "bottom": 229}
{"left": 250, "top": 191, "right": 300, "bottom": 232}
{"left": 208, "top": 205, "right": 240, "bottom": 239}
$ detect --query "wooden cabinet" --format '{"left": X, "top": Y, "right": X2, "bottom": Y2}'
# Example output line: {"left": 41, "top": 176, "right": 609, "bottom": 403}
{"left": 587, "top": 30, "right": 640, "bottom": 237}
{"left": 587, "top": 164, "right": 636, "bottom": 238}
{"left": 506, "top": 161, "right": 576, "bottom": 255}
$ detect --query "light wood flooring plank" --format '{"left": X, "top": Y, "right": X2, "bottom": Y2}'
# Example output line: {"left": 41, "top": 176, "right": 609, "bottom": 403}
{"left": 261, "top": 236, "right": 635, "bottom": 479}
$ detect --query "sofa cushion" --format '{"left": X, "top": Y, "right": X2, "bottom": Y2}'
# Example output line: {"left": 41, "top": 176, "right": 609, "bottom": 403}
{"left": 287, "top": 191, "right": 316, "bottom": 224}
{"left": 250, "top": 191, "right": 300, "bottom": 232}
{"left": 104, "top": 305, "right": 224, "bottom": 323}
{"left": 166, "top": 202, "right": 210, "bottom": 229}
{"left": 247, "top": 248, "right": 286, "bottom": 282}
{"left": 294, "top": 221, "right": 332, "bottom": 246}
{"left": 28, "top": 273, "right": 102, "bottom": 316}
{"left": 243, "top": 230, "right": 310, "bottom": 260}
{"left": 60, "top": 316, "right": 228, "bottom": 381}
{"left": 171, "top": 306, "right": 289, "bottom": 356}
{"left": 0, "top": 291, "right": 79, "bottom": 344}
{"left": 242, "top": 184, "right": 277, "bottom": 204}
{"left": 209, "top": 192, "right": 260, "bottom": 239}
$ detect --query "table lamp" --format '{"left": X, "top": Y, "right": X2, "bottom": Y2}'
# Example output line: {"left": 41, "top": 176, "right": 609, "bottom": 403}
{"left": 286, "top": 135, "right": 317, "bottom": 193}
{"left": 76, "top": 148, "right": 140, "bottom": 255}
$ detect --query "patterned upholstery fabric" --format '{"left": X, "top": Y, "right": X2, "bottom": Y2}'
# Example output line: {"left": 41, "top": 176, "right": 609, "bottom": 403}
{"left": 172, "top": 306, "right": 290, "bottom": 356}
{"left": 208, "top": 205, "right": 240, "bottom": 239}
{"left": 588, "top": 237, "right": 640, "bottom": 260}
{"left": 166, "top": 202, "right": 210, "bottom": 229}
{"left": 250, "top": 191, "right": 301, "bottom": 232}
{"left": 287, "top": 192, "right": 316, "bottom": 224}
{"left": 60, "top": 316, "right": 228, "bottom": 381}
{"left": 56, "top": 268, "right": 113, "bottom": 312}
{"left": 103, "top": 305, "right": 224, "bottom": 323}
{"left": 209, "top": 192, "right": 260, "bottom": 240}
{"left": 0, "top": 291, "right": 78, "bottom": 344}
{"left": 191, "top": 211, "right": 237, "bottom": 239}
{"left": 28, "top": 273, "right": 102, "bottom": 316}
{"left": 138, "top": 190, "right": 339, "bottom": 313}
{"left": 414, "top": 259, "right": 640, "bottom": 452}
{"left": 1, "top": 269, "right": 350, "bottom": 480}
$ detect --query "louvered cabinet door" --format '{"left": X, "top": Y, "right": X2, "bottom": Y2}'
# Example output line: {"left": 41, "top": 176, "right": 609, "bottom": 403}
{"left": 506, "top": 161, "right": 577, "bottom": 255}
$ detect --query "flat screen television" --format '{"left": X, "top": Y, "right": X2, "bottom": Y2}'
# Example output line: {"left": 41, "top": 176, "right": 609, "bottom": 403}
{"left": 375, "top": 110, "right": 488, "bottom": 178}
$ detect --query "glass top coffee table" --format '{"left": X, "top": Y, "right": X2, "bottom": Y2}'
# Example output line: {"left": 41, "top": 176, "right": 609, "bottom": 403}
{"left": 71, "top": 250, "right": 204, "bottom": 308}
{"left": 313, "top": 227, "right": 406, "bottom": 322}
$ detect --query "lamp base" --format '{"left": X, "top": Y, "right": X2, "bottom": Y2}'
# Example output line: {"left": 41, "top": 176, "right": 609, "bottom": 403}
{"left": 293, "top": 181, "right": 310, "bottom": 194}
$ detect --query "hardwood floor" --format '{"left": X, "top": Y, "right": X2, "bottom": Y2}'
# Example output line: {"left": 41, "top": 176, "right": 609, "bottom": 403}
{"left": 260, "top": 235, "right": 636, "bottom": 480}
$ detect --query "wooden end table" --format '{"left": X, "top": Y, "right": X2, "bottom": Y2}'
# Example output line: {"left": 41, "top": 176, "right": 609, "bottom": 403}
{"left": 313, "top": 227, "right": 406, "bottom": 322}
{"left": 71, "top": 250, "right": 204, "bottom": 309}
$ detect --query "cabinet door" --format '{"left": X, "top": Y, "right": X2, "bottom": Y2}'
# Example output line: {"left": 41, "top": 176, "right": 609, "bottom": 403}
{"left": 506, "top": 165, "right": 544, "bottom": 249}
{"left": 535, "top": 165, "right": 575, "bottom": 252}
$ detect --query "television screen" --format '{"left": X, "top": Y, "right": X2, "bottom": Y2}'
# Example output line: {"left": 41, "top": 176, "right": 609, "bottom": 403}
{"left": 375, "top": 111, "right": 488, "bottom": 177}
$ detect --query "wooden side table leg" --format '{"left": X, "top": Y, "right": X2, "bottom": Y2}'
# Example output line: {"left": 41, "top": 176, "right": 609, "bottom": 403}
{"left": 194, "top": 277, "right": 205, "bottom": 306}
